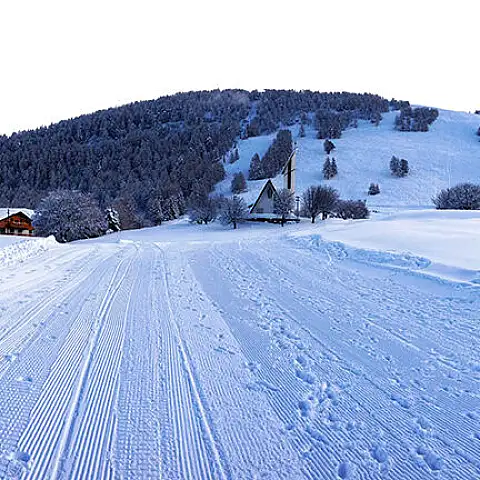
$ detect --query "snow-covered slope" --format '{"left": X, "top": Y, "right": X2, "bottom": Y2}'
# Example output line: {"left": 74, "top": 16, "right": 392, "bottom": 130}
{"left": 218, "top": 109, "right": 480, "bottom": 208}
{"left": 0, "top": 213, "right": 479, "bottom": 478}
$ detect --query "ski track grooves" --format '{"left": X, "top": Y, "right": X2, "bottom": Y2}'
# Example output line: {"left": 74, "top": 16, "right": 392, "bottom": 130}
{"left": 37, "top": 247, "right": 137, "bottom": 480}
{"left": 157, "top": 245, "right": 229, "bottom": 480}
{"left": 0, "top": 246, "right": 124, "bottom": 478}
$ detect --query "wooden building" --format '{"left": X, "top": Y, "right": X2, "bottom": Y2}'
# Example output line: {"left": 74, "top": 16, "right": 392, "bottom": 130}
{"left": 0, "top": 209, "right": 34, "bottom": 236}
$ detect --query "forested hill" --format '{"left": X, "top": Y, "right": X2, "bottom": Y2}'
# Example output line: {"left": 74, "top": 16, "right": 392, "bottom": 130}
{"left": 0, "top": 89, "right": 400, "bottom": 227}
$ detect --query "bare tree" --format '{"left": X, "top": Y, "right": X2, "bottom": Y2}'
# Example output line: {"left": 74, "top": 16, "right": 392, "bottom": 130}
{"left": 302, "top": 186, "right": 321, "bottom": 223}
{"left": 188, "top": 194, "right": 219, "bottom": 224}
{"left": 219, "top": 196, "right": 248, "bottom": 229}
{"left": 273, "top": 188, "right": 295, "bottom": 227}
{"left": 315, "top": 185, "right": 340, "bottom": 220}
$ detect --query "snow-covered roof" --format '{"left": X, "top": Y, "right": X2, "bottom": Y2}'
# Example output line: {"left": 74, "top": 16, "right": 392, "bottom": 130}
{"left": 0, "top": 208, "right": 34, "bottom": 221}
{"left": 243, "top": 177, "right": 284, "bottom": 208}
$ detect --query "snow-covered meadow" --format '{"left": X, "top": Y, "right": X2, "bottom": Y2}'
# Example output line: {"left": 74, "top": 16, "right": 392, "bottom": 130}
{"left": 0, "top": 204, "right": 479, "bottom": 478}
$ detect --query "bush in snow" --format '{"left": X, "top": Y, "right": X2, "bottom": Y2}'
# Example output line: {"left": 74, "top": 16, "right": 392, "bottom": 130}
{"left": 335, "top": 200, "right": 370, "bottom": 220}
{"left": 231, "top": 172, "right": 247, "bottom": 194}
{"left": 219, "top": 196, "right": 248, "bottom": 229}
{"left": 323, "top": 139, "right": 335, "bottom": 154}
{"left": 106, "top": 207, "right": 121, "bottom": 232}
{"left": 390, "top": 156, "right": 409, "bottom": 177}
{"left": 273, "top": 188, "right": 295, "bottom": 227}
{"left": 33, "top": 190, "right": 107, "bottom": 242}
{"left": 368, "top": 183, "right": 380, "bottom": 195}
{"left": 433, "top": 183, "right": 480, "bottom": 210}
{"left": 302, "top": 185, "right": 338, "bottom": 223}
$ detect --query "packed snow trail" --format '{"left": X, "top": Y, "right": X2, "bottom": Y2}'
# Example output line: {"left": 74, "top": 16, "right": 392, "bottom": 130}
{"left": 0, "top": 227, "right": 479, "bottom": 479}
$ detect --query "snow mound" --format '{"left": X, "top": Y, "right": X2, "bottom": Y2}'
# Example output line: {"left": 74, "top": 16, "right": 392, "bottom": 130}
{"left": 0, "top": 236, "right": 58, "bottom": 267}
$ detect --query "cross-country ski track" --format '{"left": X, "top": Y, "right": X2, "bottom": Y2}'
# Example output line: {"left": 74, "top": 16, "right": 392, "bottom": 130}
{"left": 0, "top": 225, "right": 479, "bottom": 479}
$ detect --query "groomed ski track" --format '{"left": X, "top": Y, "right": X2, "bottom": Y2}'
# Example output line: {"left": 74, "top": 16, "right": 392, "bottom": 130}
{"left": 0, "top": 232, "right": 479, "bottom": 479}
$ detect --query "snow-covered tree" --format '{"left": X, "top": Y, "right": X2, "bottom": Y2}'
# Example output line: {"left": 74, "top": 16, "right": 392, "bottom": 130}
{"left": 433, "top": 183, "right": 480, "bottom": 210}
{"left": 147, "top": 195, "right": 164, "bottom": 226}
{"left": 323, "top": 157, "right": 333, "bottom": 180}
{"left": 231, "top": 172, "right": 247, "bottom": 193}
{"left": 229, "top": 148, "right": 240, "bottom": 164}
{"left": 390, "top": 156, "right": 400, "bottom": 176}
{"left": 335, "top": 200, "right": 369, "bottom": 219}
{"left": 248, "top": 153, "right": 264, "bottom": 180}
{"left": 33, "top": 190, "right": 107, "bottom": 242}
{"left": 106, "top": 207, "right": 121, "bottom": 232}
{"left": 323, "top": 139, "right": 335, "bottom": 154}
{"left": 330, "top": 158, "right": 338, "bottom": 177}
{"left": 219, "top": 196, "right": 248, "bottom": 229}
{"left": 273, "top": 188, "right": 294, "bottom": 226}
{"left": 400, "top": 159, "right": 409, "bottom": 176}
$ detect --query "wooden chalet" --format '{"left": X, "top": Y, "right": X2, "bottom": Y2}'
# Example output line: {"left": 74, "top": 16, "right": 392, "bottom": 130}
{"left": 248, "top": 149, "right": 298, "bottom": 222}
{"left": 0, "top": 209, "right": 34, "bottom": 236}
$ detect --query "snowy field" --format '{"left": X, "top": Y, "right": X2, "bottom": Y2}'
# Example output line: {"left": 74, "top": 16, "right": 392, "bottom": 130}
{"left": 0, "top": 210, "right": 479, "bottom": 479}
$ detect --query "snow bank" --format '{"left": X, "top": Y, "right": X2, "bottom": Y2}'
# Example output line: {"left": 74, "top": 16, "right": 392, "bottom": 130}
{"left": 0, "top": 236, "right": 59, "bottom": 267}
{"left": 289, "top": 210, "right": 480, "bottom": 285}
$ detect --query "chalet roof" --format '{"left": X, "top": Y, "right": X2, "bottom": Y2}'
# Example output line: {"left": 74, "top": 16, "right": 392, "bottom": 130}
{"left": 245, "top": 177, "right": 284, "bottom": 209}
{"left": 0, "top": 208, "right": 34, "bottom": 221}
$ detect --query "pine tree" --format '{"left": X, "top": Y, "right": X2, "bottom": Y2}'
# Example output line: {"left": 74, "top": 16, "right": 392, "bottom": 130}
{"left": 400, "top": 159, "right": 409, "bottom": 176}
{"left": 330, "top": 158, "right": 338, "bottom": 177}
{"left": 390, "top": 156, "right": 401, "bottom": 176}
{"left": 323, "top": 157, "right": 333, "bottom": 180}
{"left": 106, "top": 207, "right": 121, "bottom": 231}
{"left": 248, "top": 153, "right": 264, "bottom": 180}
{"left": 231, "top": 172, "right": 247, "bottom": 193}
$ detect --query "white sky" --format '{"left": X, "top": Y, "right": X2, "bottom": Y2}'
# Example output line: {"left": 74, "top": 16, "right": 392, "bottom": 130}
{"left": 1, "top": 0, "right": 478, "bottom": 135}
